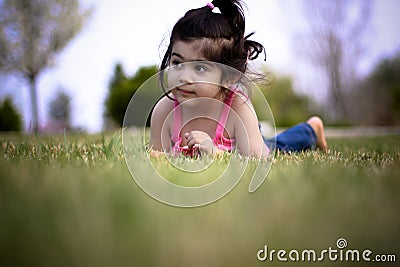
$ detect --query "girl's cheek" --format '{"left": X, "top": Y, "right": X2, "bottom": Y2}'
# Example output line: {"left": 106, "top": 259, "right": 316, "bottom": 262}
{"left": 167, "top": 75, "right": 177, "bottom": 89}
{"left": 167, "top": 73, "right": 179, "bottom": 89}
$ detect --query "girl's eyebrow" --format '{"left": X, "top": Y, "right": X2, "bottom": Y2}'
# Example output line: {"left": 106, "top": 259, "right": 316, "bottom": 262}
{"left": 171, "top": 52, "right": 184, "bottom": 59}
{"left": 171, "top": 52, "right": 212, "bottom": 65}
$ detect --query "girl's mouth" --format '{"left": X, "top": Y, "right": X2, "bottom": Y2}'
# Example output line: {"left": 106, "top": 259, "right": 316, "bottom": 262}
{"left": 177, "top": 88, "right": 195, "bottom": 95}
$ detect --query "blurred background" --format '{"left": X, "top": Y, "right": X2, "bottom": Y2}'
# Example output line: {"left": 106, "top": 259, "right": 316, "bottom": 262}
{"left": 0, "top": 0, "right": 399, "bottom": 133}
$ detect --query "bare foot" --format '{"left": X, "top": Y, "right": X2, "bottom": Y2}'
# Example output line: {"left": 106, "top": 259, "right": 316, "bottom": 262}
{"left": 307, "top": 116, "right": 328, "bottom": 152}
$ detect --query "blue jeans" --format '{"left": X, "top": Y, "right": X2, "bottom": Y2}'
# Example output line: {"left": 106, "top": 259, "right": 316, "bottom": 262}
{"left": 264, "top": 123, "right": 317, "bottom": 153}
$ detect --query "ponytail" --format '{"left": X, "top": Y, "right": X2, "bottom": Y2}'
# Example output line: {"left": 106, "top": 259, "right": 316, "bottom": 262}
{"left": 245, "top": 32, "right": 266, "bottom": 60}
{"left": 211, "top": 0, "right": 245, "bottom": 36}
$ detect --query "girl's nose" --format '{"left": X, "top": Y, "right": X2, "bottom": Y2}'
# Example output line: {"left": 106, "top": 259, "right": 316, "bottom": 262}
{"left": 178, "top": 65, "right": 193, "bottom": 84}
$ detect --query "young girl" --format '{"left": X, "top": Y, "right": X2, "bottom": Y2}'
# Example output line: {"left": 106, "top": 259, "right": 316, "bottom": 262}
{"left": 150, "top": 0, "right": 327, "bottom": 157}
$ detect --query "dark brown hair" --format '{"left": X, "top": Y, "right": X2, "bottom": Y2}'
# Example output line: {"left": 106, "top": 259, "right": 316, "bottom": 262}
{"left": 160, "top": 0, "right": 264, "bottom": 74}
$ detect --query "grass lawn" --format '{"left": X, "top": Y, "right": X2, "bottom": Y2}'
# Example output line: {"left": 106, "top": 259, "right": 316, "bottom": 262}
{"left": 0, "top": 133, "right": 399, "bottom": 267}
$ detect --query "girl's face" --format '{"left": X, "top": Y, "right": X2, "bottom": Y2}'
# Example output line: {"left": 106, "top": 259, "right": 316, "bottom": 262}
{"left": 168, "top": 40, "right": 225, "bottom": 105}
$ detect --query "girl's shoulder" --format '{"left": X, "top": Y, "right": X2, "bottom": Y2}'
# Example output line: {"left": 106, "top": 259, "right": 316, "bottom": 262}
{"left": 151, "top": 95, "right": 175, "bottom": 126}
{"left": 153, "top": 95, "right": 175, "bottom": 115}
{"left": 230, "top": 93, "right": 257, "bottom": 118}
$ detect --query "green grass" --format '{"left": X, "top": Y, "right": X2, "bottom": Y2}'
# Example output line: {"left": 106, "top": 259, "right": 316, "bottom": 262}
{"left": 0, "top": 133, "right": 399, "bottom": 267}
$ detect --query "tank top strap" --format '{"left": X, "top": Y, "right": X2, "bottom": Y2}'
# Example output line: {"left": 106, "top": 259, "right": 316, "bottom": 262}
{"left": 171, "top": 100, "right": 181, "bottom": 142}
{"left": 215, "top": 90, "right": 235, "bottom": 139}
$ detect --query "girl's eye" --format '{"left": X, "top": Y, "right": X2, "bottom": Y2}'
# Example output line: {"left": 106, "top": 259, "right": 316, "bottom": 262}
{"left": 171, "top": 60, "right": 183, "bottom": 69}
{"left": 195, "top": 64, "right": 208, "bottom": 73}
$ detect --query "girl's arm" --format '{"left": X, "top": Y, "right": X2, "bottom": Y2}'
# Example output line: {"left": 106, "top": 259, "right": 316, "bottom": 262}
{"left": 150, "top": 96, "right": 174, "bottom": 151}
{"left": 232, "top": 99, "right": 270, "bottom": 157}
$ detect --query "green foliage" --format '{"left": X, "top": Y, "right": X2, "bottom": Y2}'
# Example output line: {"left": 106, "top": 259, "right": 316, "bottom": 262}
{"left": 255, "top": 75, "right": 313, "bottom": 127}
{"left": 47, "top": 89, "right": 72, "bottom": 131}
{"left": 0, "top": 97, "right": 22, "bottom": 131}
{"left": 369, "top": 51, "right": 400, "bottom": 123}
{"left": 350, "top": 51, "right": 400, "bottom": 125}
{"left": 104, "top": 64, "right": 158, "bottom": 127}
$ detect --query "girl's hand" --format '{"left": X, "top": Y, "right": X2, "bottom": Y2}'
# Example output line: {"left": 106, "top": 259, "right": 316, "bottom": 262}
{"left": 184, "top": 131, "right": 215, "bottom": 156}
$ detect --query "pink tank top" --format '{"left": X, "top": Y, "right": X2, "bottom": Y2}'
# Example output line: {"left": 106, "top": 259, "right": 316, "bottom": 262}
{"left": 171, "top": 92, "right": 236, "bottom": 156}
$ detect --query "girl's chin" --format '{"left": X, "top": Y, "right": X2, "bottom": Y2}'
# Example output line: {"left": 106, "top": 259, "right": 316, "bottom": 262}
{"left": 174, "top": 96, "right": 201, "bottom": 107}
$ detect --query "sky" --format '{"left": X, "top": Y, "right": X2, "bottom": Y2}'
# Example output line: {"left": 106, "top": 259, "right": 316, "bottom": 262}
{"left": 1, "top": 0, "right": 400, "bottom": 133}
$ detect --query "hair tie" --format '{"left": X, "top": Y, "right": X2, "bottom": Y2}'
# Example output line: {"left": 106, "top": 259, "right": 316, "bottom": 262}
{"left": 207, "top": 2, "right": 214, "bottom": 10}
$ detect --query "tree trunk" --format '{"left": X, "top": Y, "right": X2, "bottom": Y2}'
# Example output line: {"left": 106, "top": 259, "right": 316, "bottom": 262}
{"left": 28, "top": 75, "right": 39, "bottom": 133}
{"left": 329, "top": 58, "right": 347, "bottom": 121}
{"left": 327, "top": 33, "right": 347, "bottom": 122}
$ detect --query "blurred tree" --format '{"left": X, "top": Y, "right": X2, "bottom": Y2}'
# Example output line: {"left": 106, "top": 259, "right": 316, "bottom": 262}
{"left": 104, "top": 63, "right": 128, "bottom": 129}
{"left": 47, "top": 89, "right": 72, "bottom": 132}
{"left": 256, "top": 75, "right": 314, "bottom": 127}
{"left": 350, "top": 51, "right": 400, "bottom": 125}
{"left": 104, "top": 64, "right": 158, "bottom": 128}
{"left": 0, "top": 0, "right": 91, "bottom": 133}
{"left": 298, "top": 0, "right": 371, "bottom": 122}
{"left": 0, "top": 96, "right": 22, "bottom": 131}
